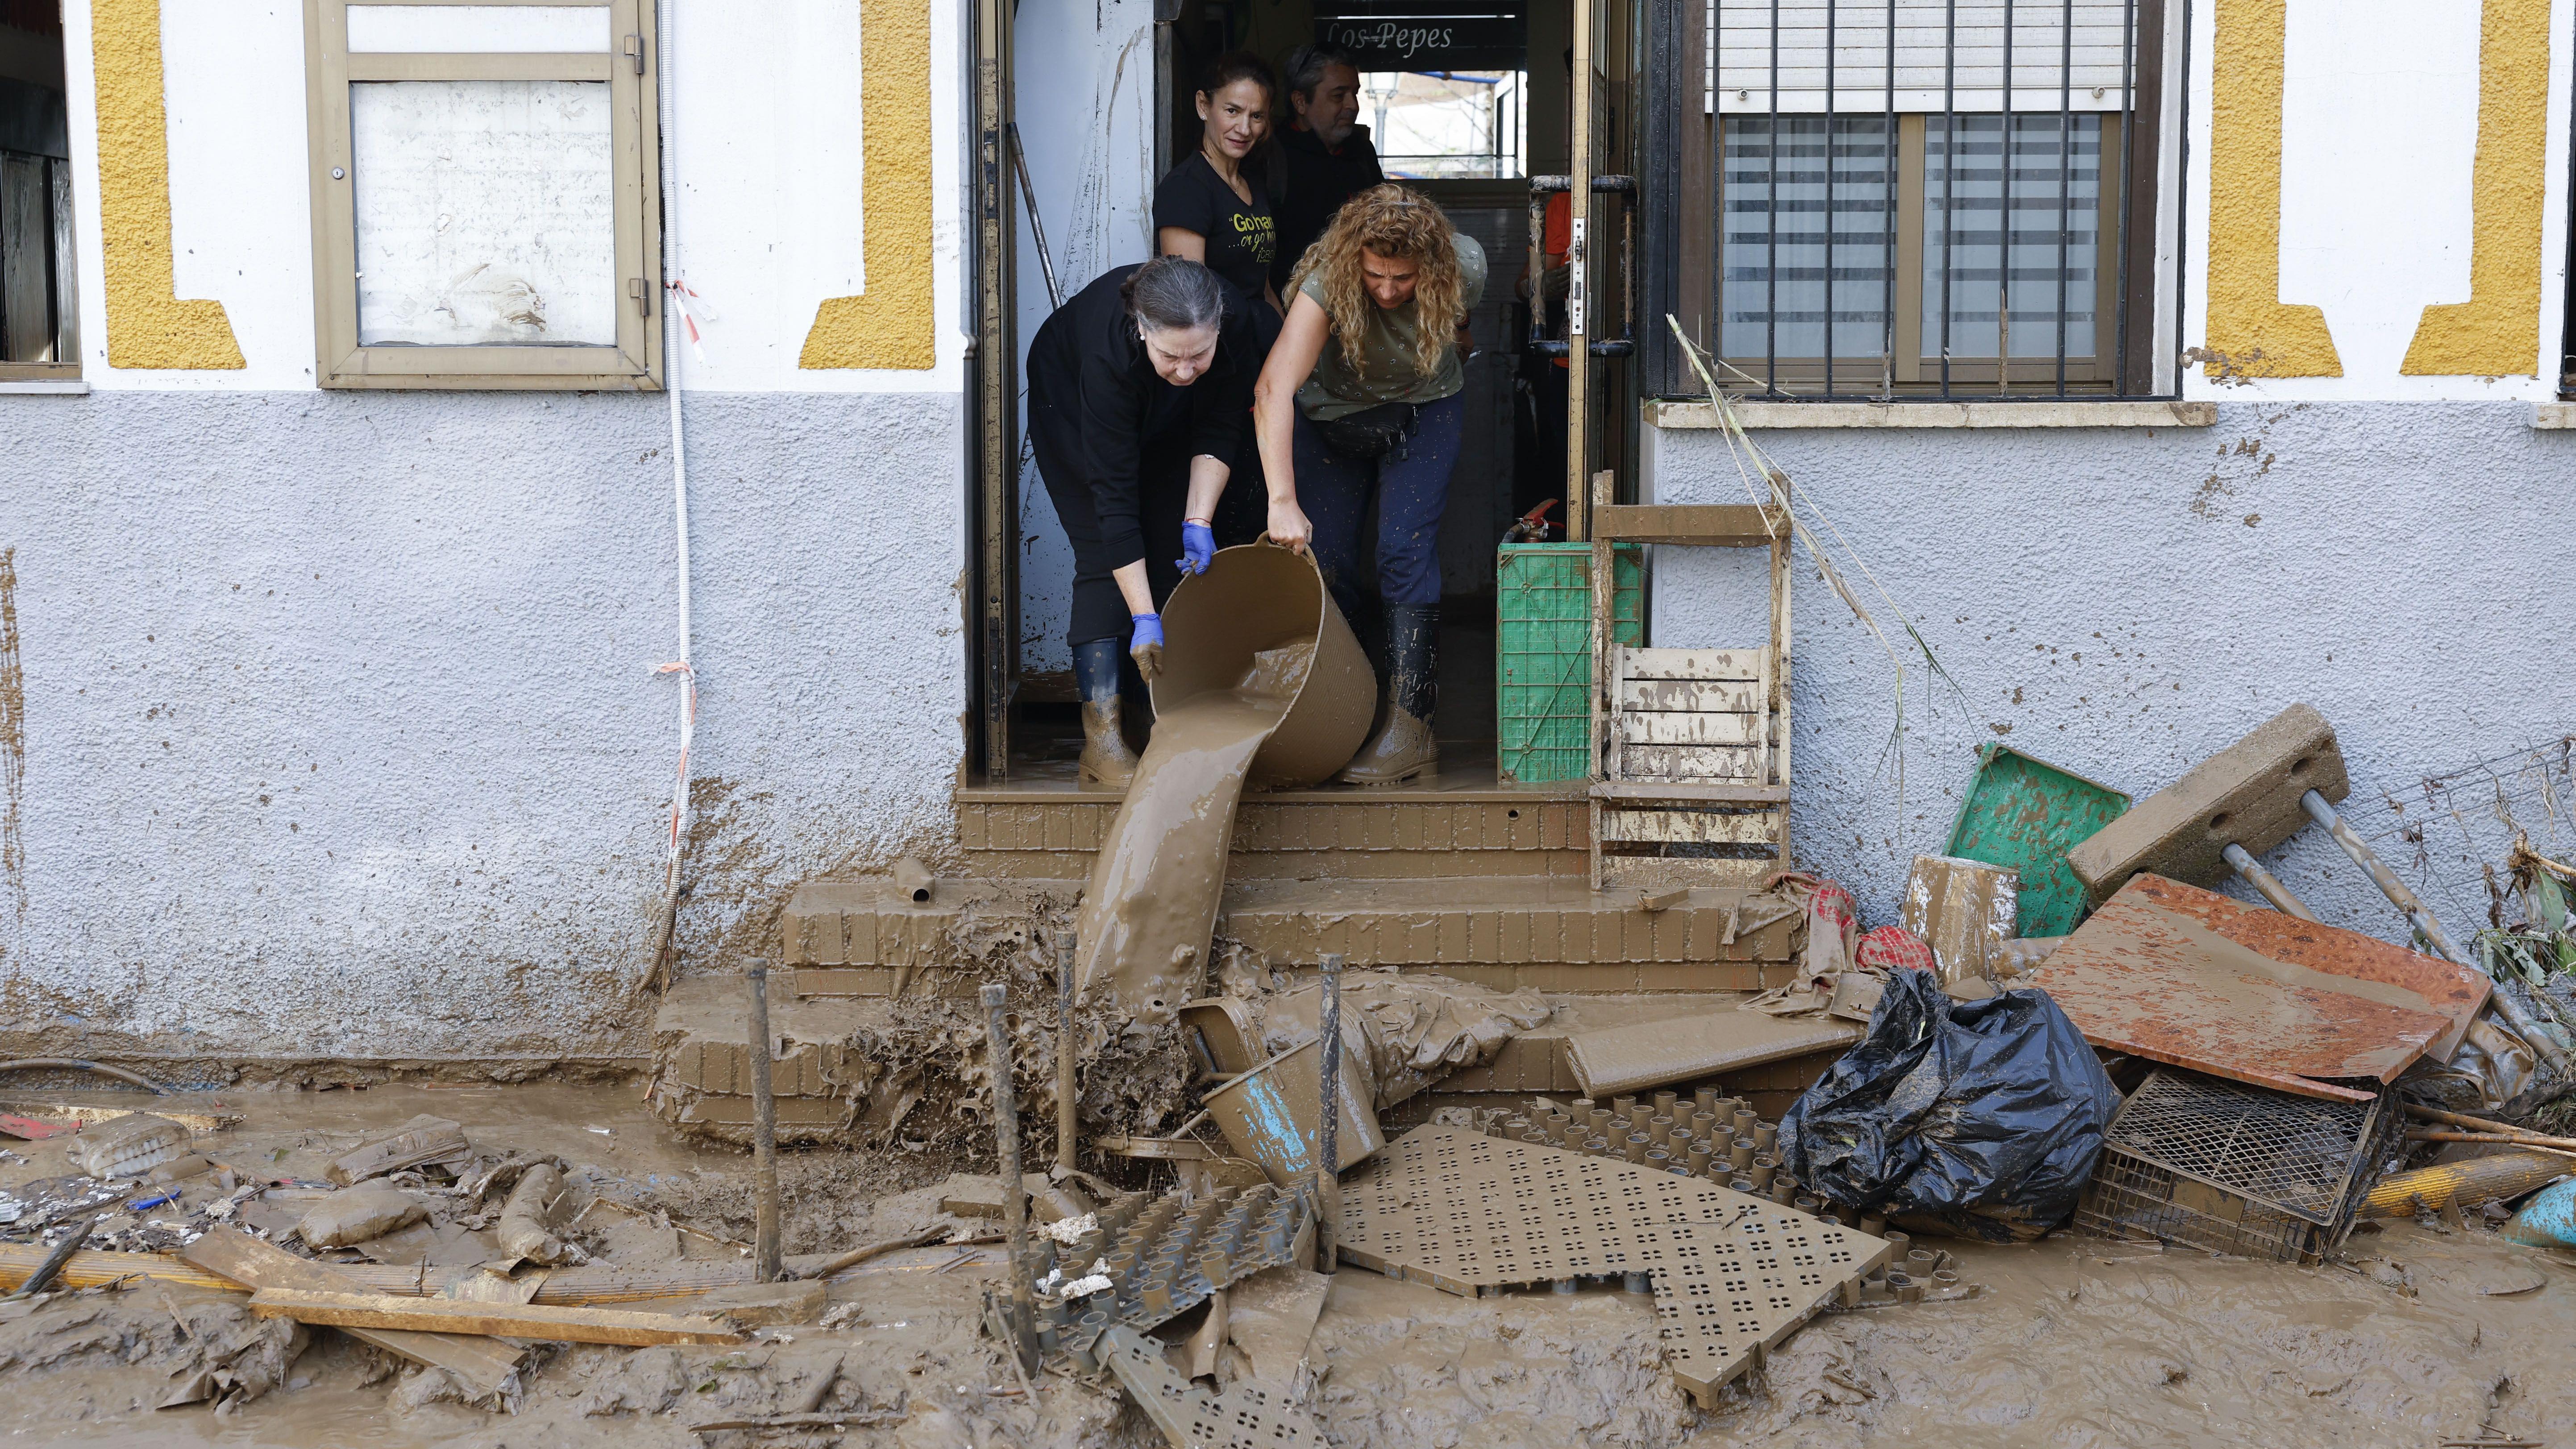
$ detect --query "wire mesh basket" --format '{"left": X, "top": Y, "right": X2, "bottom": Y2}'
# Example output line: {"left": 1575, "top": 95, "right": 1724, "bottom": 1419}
{"left": 2073, "top": 1067, "right": 2400, "bottom": 1265}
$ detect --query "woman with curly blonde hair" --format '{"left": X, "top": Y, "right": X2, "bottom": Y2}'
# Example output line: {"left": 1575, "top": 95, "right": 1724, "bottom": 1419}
{"left": 1253, "top": 183, "right": 1486, "bottom": 785}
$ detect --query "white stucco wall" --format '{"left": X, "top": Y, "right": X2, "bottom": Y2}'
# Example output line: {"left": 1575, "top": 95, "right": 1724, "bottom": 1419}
{"left": 54, "top": 0, "right": 971, "bottom": 393}
{"left": 2181, "top": 0, "right": 2574, "bottom": 403}
{"left": 1, "top": 2, "right": 973, "bottom": 1062}
{"left": 1643, "top": 403, "right": 2576, "bottom": 948}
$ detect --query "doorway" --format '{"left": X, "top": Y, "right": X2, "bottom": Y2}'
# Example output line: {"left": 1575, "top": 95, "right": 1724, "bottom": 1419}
{"left": 984, "top": 0, "right": 1638, "bottom": 790}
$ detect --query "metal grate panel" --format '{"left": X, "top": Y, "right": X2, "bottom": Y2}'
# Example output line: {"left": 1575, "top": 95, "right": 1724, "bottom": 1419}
{"left": 1079, "top": 1183, "right": 1314, "bottom": 1339}
{"left": 1337, "top": 1126, "right": 1887, "bottom": 1402}
{"left": 2073, "top": 1067, "right": 2395, "bottom": 1264}
{"left": 1100, "top": 1324, "right": 1324, "bottom": 1448}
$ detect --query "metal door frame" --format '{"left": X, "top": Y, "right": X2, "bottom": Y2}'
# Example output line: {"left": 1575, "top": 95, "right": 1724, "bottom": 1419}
{"left": 970, "top": 0, "right": 1018, "bottom": 781}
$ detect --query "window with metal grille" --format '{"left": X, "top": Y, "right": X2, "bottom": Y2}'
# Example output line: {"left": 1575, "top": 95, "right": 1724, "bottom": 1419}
{"left": 0, "top": 0, "right": 76, "bottom": 381}
{"left": 1644, "top": 0, "right": 2176, "bottom": 400}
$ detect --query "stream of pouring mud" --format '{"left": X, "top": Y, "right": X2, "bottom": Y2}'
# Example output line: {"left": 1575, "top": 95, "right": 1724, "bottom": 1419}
{"left": 1075, "top": 643, "right": 1316, "bottom": 1020}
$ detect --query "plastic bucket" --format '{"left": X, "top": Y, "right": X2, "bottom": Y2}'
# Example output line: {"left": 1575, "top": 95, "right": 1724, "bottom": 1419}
{"left": 1155, "top": 542, "right": 1373, "bottom": 790}
{"left": 1202, "top": 1035, "right": 1384, "bottom": 1184}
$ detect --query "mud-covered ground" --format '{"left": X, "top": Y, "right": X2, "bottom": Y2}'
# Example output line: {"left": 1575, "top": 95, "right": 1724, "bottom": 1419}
{"left": 4, "top": 1078, "right": 2574, "bottom": 1448}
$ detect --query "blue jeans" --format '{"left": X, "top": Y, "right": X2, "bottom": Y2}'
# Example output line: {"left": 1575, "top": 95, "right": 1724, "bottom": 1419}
{"left": 1292, "top": 391, "right": 1462, "bottom": 624}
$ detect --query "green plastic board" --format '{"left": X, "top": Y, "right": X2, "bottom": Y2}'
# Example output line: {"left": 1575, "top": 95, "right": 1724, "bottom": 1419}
{"left": 1496, "top": 543, "right": 1641, "bottom": 785}
{"left": 1943, "top": 743, "right": 2131, "bottom": 938}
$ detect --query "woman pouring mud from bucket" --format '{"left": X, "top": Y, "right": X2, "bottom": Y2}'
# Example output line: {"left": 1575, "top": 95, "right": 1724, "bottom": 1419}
{"left": 1027, "top": 255, "right": 1261, "bottom": 789}
{"left": 1253, "top": 184, "right": 1484, "bottom": 785}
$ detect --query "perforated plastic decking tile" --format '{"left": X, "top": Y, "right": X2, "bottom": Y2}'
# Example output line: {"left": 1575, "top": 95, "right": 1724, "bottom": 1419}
{"left": 1337, "top": 1126, "right": 1889, "bottom": 1402}
{"left": 1100, "top": 1324, "right": 1323, "bottom": 1448}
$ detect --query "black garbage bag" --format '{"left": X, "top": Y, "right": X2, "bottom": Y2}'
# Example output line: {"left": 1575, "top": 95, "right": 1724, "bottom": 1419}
{"left": 1778, "top": 968, "right": 2118, "bottom": 1241}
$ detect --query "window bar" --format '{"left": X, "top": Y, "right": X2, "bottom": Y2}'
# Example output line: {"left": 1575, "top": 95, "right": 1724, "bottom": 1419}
{"left": 1823, "top": 0, "right": 1836, "bottom": 399}
{"left": 1766, "top": 0, "right": 1780, "bottom": 394}
{"left": 1998, "top": 0, "right": 2013, "bottom": 394}
{"left": 2056, "top": 0, "right": 2074, "bottom": 395}
{"left": 2112, "top": 0, "right": 2138, "bottom": 394}
{"left": 1939, "top": 0, "right": 1957, "bottom": 397}
{"left": 1882, "top": 0, "right": 1896, "bottom": 398}
{"left": 1712, "top": 0, "right": 1725, "bottom": 397}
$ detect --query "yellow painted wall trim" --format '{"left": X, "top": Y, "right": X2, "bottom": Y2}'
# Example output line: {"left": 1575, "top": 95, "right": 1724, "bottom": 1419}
{"left": 91, "top": 0, "right": 243, "bottom": 370}
{"left": 799, "top": 0, "right": 935, "bottom": 370}
{"left": 2202, "top": 0, "right": 2339, "bottom": 378}
{"left": 2402, "top": 0, "right": 2551, "bottom": 376}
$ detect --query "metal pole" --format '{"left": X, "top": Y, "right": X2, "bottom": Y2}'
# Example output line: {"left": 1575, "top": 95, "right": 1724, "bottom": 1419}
{"left": 745, "top": 966, "right": 783, "bottom": 1284}
{"left": 1005, "top": 121, "right": 1062, "bottom": 311}
{"left": 1566, "top": 0, "right": 1595, "bottom": 537}
{"left": 1998, "top": 0, "right": 2014, "bottom": 395}
{"left": 1823, "top": 0, "right": 1836, "bottom": 398}
{"left": 1314, "top": 951, "right": 1344, "bottom": 1275}
{"left": 982, "top": 982, "right": 1039, "bottom": 1372}
{"left": 2300, "top": 790, "right": 2468, "bottom": 965}
{"left": 1764, "top": 0, "right": 1778, "bottom": 393}
{"left": 1055, "top": 932, "right": 1078, "bottom": 1172}
{"left": 2294, "top": 789, "right": 2575, "bottom": 1075}
{"left": 2221, "top": 843, "right": 2318, "bottom": 921}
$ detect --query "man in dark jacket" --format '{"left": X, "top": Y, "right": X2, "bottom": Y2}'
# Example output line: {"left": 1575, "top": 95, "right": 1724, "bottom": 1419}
{"left": 1271, "top": 43, "right": 1385, "bottom": 293}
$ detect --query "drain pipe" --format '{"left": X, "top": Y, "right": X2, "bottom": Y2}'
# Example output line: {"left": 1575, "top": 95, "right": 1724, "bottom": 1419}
{"left": 643, "top": 0, "right": 696, "bottom": 995}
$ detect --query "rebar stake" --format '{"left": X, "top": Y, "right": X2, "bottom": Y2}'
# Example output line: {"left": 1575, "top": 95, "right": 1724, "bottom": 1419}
{"left": 1055, "top": 931, "right": 1078, "bottom": 1173}
{"left": 982, "top": 981, "right": 1039, "bottom": 1373}
{"left": 746, "top": 965, "right": 783, "bottom": 1284}
{"left": 1316, "top": 951, "right": 1344, "bottom": 1275}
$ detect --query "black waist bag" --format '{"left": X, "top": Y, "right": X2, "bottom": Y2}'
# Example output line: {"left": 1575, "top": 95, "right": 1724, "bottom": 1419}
{"left": 1313, "top": 401, "right": 1422, "bottom": 461}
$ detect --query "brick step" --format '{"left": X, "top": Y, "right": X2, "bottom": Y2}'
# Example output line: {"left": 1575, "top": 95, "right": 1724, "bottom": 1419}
{"left": 646, "top": 974, "right": 890, "bottom": 1137}
{"left": 646, "top": 979, "right": 1843, "bottom": 1136}
{"left": 954, "top": 787, "right": 1593, "bottom": 880}
{"left": 778, "top": 876, "right": 1800, "bottom": 1000}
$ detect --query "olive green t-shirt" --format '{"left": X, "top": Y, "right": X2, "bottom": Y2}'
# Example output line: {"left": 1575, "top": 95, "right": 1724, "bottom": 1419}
{"left": 1294, "top": 233, "right": 1487, "bottom": 422}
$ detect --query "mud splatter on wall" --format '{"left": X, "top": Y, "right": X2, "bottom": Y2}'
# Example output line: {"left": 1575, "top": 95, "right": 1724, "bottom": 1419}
{"left": 0, "top": 548, "right": 23, "bottom": 961}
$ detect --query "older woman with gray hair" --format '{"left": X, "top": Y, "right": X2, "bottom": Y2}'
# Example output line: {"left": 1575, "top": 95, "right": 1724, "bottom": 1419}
{"left": 1025, "top": 255, "right": 1260, "bottom": 788}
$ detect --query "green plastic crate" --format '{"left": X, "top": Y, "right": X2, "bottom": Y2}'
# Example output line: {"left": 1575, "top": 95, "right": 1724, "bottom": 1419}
{"left": 1496, "top": 542, "right": 1642, "bottom": 785}
{"left": 1942, "top": 742, "right": 2132, "bottom": 937}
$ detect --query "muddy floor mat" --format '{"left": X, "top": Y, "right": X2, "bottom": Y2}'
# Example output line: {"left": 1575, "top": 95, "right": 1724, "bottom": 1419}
{"left": 1098, "top": 1324, "right": 1322, "bottom": 1448}
{"left": 1335, "top": 1125, "right": 1889, "bottom": 1403}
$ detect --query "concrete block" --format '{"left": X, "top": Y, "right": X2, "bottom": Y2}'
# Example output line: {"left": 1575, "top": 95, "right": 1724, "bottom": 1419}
{"left": 2065, "top": 702, "right": 2349, "bottom": 898}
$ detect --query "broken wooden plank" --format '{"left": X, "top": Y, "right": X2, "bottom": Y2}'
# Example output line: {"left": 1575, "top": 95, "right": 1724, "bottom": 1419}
{"left": 326, "top": 1115, "right": 469, "bottom": 1187}
{"left": 628, "top": 1279, "right": 825, "bottom": 1327}
{"left": 1589, "top": 503, "right": 1777, "bottom": 548}
{"left": 1620, "top": 677, "right": 1760, "bottom": 712}
{"left": 1619, "top": 711, "right": 1761, "bottom": 747}
{"left": 180, "top": 1228, "right": 524, "bottom": 1397}
{"left": 1561, "top": 1011, "right": 1862, "bottom": 1098}
{"left": 1589, "top": 780, "right": 1790, "bottom": 804}
{"left": 247, "top": 1287, "right": 745, "bottom": 1346}
{"left": 0, "top": 1244, "right": 240, "bottom": 1295}
{"left": 1617, "top": 744, "right": 1762, "bottom": 781}
{"left": 1618, "top": 646, "right": 1765, "bottom": 681}
{"left": 1597, "top": 808, "right": 1779, "bottom": 846}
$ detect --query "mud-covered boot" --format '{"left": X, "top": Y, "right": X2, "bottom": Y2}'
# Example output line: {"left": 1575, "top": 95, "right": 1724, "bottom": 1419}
{"left": 1075, "top": 639, "right": 1140, "bottom": 789}
{"left": 1337, "top": 602, "right": 1440, "bottom": 785}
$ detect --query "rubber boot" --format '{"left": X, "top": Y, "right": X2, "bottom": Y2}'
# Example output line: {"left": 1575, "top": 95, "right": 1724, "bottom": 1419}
{"left": 1337, "top": 602, "right": 1440, "bottom": 785}
{"left": 1074, "top": 639, "right": 1140, "bottom": 789}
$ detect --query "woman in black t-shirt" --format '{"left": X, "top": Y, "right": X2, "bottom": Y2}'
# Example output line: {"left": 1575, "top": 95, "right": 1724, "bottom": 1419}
{"left": 1153, "top": 51, "right": 1282, "bottom": 552}
{"left": 1154, "top": 51, "right": 1283, "bottom": 324}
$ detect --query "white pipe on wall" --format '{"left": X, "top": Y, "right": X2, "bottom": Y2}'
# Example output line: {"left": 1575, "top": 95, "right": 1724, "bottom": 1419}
{"left": 645, "top": 0, "right": 696, "bottom": 990}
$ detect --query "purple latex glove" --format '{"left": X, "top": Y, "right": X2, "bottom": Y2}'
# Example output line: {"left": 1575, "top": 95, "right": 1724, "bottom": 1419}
{"left": 1176, "top": 519, "right": 1217, "bottom": 575}
{"left": 1129, "top": 612, "right": 1164, "bottom": 680}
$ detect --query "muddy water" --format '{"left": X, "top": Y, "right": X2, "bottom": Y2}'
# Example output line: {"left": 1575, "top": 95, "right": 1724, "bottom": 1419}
{"left": 1303, "top": 1224, "right": 2576, "bottom": 1448}
{"left": 10, "top": 1079, "right": 2576, "bottom": 1446}
{"left": 1075, "top": 644, "right": 1314, "bottom": 1021}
